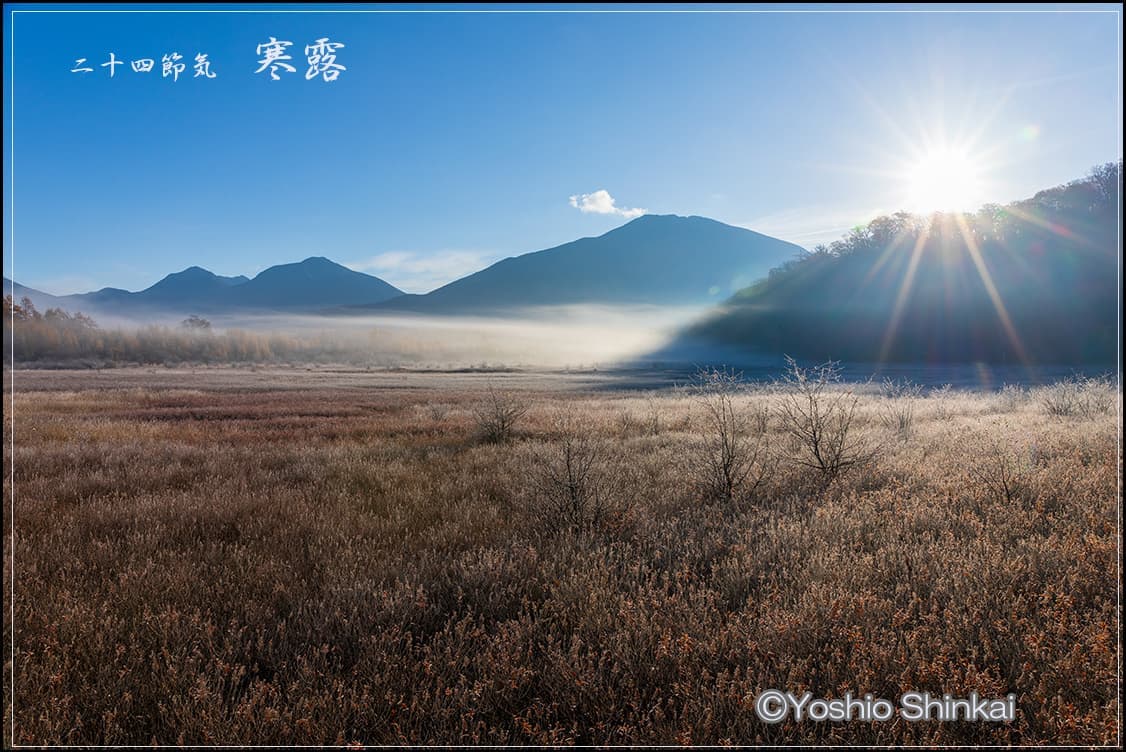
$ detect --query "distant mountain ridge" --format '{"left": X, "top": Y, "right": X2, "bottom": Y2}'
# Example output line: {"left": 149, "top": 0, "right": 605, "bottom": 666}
{"left": 7, "top": 215, "right": 806, "bottom": 319}
{"left": 232, "top": 257, "right": 402, "bottom": 309}
{"left": 366, "top": 214, "right": 804, "bottom": 314}
{"left": 3, "top": 277, "right": 65, "bottom": 312}
{"left": 6, "top": 257, "right": 404, "bottom": 317}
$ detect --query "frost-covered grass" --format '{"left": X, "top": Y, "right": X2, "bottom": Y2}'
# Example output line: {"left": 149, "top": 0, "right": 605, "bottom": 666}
{"left": 4, "top": 368, "right": 1119, "bottom": 745}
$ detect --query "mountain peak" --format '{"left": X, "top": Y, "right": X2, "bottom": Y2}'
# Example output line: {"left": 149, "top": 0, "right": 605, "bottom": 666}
{"left": 605, "top": 213, "right": 750, "bottom": 241}
{"left": 235, "top": 256, "right": 402, "bottom": 308}
{"left": 375, "top": 213, "right": 804, "bottom": 312}
{"left": 644, "top": 213, "right": 733, "bottom": 224}
{"left": 621, "top": 213, "right": 681, "bottom": 225}
{"left": 618, "top": 213, "right": 728, "bottom": 228}
{"left": 170, "top": 266, "right": 217, "bottom": 278}
{"left": 144, "top": 266, "right": 250, "bottom": 296}
{"left": 10, "top": 257, "right": 402, "bottom": 314}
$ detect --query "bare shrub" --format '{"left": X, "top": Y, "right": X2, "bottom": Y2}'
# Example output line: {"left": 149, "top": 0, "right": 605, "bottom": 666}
{"left": 1037, "top": 381, "right": 1079, "bottom": 417}
{"left": 879, "top": 377, "right": 923, "bottom": 440}
{"left": 776, "top": 355, "right": 879, "bottom": 478}
{"left": 879, "top": 376, "right": 924, "bottom": 400}
{"left": 1035, "top": 374, "right": 1117, "bottom": 419}
{"left": 427, "top": 402, "right": 452, "bottom": 422}
{"left": 747, "top": 389, "right": 771, "bottom": 435}
{"left": 930, "top": 383, "right": 955, "bottom": 420}
{"left": 688, "top": 367, "right": 774, "bottom": 503}
{"left": 1080, "top": 374, "right": 1119, "bottom": 416}
{"left": 612, "top": 395, "right": 665, "bottom": 438}
{"left": 968, "top": 438, "right": 1037, "bottom": 507}
{"left": 614, "top": 408, "right": 638, "bottom": 436}
{"left": 995, "top": 383, "right": 1029, "bottom": 412}
{"left": 528, "top": 411, "right": 628, "bottom": 533}
{"left": 472, "top": 384, "right": 529, "bottom": 443}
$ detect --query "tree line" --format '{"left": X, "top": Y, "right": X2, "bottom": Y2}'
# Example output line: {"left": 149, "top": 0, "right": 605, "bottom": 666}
{"left": 2, "top": 297, "right": 365, "bottom": 367}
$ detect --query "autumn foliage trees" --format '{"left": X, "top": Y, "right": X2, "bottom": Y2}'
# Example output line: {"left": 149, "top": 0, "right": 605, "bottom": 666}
{"left": 2, "top": 296, "right": 317, "bottom": 366}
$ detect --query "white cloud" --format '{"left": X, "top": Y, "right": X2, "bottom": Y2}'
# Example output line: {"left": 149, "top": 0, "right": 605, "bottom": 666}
{"left": 346, "top": 249, "right": 501, "bottom": 294}
{"left": 568, "top": 189, "right": 647, "bottom": 219}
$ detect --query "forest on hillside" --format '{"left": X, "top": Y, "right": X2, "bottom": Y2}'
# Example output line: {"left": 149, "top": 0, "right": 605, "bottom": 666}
{"left": 687, "top": 162, "right": 1120, "bottom": 365}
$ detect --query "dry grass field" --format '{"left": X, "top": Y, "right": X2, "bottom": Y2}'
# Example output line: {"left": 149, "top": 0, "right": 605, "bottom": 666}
{"left": 2, "top": 366, "right": 1120, "bottom": 745}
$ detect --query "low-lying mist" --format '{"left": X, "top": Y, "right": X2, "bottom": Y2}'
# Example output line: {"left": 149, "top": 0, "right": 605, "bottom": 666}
{"left": 218, "top": 304, "right": 709, "bottom": 367}
{"left": 4, "top": 299, "right": 707, "bottom": 369}
{"left": 7, "top": 296, "right": 1112, "bottom": 389}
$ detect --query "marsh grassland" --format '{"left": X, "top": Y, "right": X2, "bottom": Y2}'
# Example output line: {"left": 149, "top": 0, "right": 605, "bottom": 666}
{"left": 2, "top": 367, "right": 1119, "bottom": 745}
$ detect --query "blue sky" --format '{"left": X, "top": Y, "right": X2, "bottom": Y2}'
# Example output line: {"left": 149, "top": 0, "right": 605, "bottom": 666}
{"left": 3, "top": 3, "right": 1121, "bottom": 294}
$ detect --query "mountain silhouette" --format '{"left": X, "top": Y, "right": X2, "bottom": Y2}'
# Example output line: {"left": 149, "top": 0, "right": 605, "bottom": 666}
{"left": 142, "top": 266, "right": 250, "bottom": 302}
{"left": 231, "top": 257, "right": 401, "bottom": 309}
{"left": 657, "top": 162, "right": 1120, "bottom": 366}
{"left": 3, "top": 277, "right": 64, "bottom": 311}
{"left": 73, "top": 266, "right": 252, "bottom": 309}
{"left": 7, "top": 258, "right": 403, "bottom": 316}
{"left": 368, "top": 214, "right": 804, "bottom": 314}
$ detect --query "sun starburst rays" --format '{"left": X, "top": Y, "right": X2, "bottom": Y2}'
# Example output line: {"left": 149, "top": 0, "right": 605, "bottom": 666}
{"left": 952, "top": 212, "right": 1029, "bottom": 366}
{"left": 878, "top": 224, "right": 931, "bottom": 363}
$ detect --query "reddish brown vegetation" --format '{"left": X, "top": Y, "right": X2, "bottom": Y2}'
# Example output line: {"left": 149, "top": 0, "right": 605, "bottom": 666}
{"left": 2, "top": 368, "right": 1119, "bottom": 745}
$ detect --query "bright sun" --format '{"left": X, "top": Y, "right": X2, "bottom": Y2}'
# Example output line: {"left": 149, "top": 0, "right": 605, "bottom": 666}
{"left": 904, "top": 146, "right": 984, "bottom": 214}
